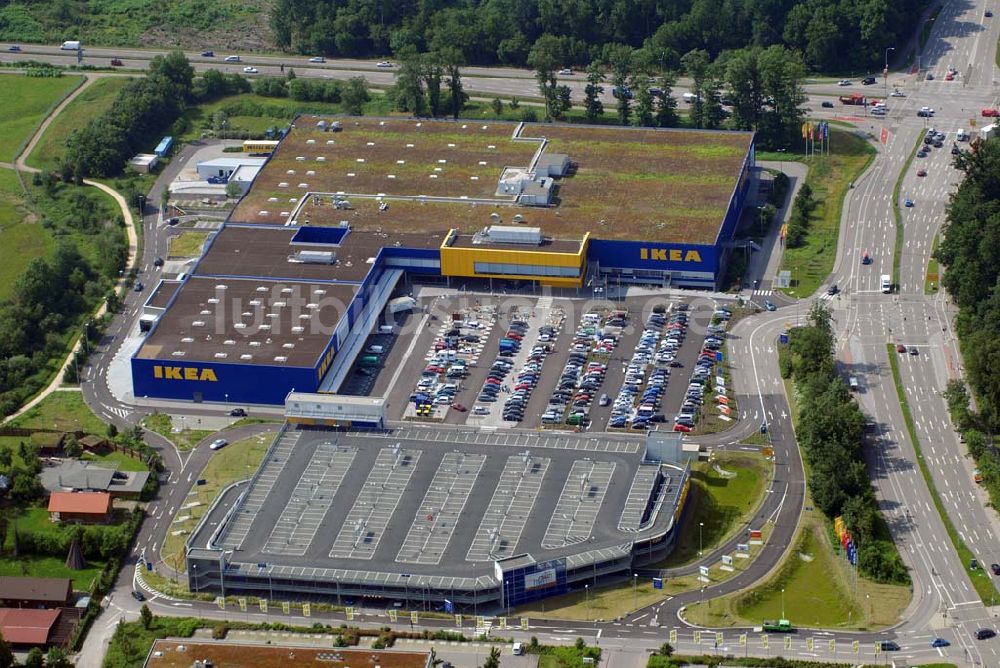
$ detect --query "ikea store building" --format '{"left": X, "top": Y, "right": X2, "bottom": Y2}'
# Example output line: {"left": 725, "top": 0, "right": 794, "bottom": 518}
{"left": 132, "top": 117, "right": 754, "bottom": 410}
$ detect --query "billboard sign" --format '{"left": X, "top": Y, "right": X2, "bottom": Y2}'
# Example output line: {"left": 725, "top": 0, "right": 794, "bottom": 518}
{"left": 587, "top": 239, "right": 718, "bottom": 274}
{"left": 524, "top": 567, "right": 558, "bottom": 592}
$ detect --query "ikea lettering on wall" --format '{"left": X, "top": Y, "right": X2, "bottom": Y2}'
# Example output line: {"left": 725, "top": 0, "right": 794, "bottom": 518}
{"left": 640, "top": 248, "right": 703, "bottom": 263}
{"left": 153, "top": 366, "right": 219, "bottom": 382}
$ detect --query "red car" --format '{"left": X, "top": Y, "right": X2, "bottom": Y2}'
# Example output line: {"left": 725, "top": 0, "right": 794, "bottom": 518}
{"left": 917, "top": 169, "right": 927, "bottom": 177}
{"left": 896, "top": 344, "right": 907, "bottom": 353}
{"left": 450, "top": 403, "right": 467, "bottom": 412}
{"left": 983, "top": 108, "right": 999, "bottom": 117}
{"left": 945, "top": 73, "right": 954, "bottom": 81}
{"left": 673, "top": 424, "right": 692, "bottom": 433}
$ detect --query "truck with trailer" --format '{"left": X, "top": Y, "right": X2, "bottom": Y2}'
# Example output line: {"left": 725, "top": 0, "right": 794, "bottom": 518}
{"left": 839, "top": 93, "right": 866, "bottom": 105}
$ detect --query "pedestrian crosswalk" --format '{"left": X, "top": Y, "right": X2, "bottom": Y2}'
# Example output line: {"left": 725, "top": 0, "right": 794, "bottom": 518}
{"left": 818, "top": 292, "right": 836, "bottom": 301}
{"left": 108, "top": 406, "right": 130, "bottom": 419}
{"left": 752, "top": 289, "right": 772, "bottom": 296}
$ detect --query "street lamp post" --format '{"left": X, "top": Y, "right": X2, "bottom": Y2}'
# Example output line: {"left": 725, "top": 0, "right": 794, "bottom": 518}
{"left": 699, "top": 521, "right": 704, "bottom": 556}
{"left": 585, "top": 584, "right": 590, "bottom": 620}
{"left": 633, "top": 573, "right": 637, "bottom": 610}
{"left": 781, "top": 587, "right": 785, "bottom": 619}
{"left": 884, "top": 47, "right": 895, "bottom": 97}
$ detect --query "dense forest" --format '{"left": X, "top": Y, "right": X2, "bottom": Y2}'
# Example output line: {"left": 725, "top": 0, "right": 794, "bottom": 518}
{"left": 271, "top": 0, "right": 926, "bottom": 72}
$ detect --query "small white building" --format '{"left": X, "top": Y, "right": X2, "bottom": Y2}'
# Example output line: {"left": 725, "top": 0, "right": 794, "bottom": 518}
{"left": 196, "top": 156, "right": 266, "bottom": 181}
{"left": 129, "top": 153, "right": 159, "bottom": 173}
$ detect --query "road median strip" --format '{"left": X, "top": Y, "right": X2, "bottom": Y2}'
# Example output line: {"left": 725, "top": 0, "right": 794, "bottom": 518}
{"left": 885, "top": 344, "right": 999, "bottom": 604}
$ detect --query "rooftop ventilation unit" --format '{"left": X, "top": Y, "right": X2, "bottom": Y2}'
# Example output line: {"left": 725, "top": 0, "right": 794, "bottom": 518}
{"left": 290, "top": 250, "right": 336, "bottom": 265}
{"left": 475, "top": 225, "right": 542, "bottom": 246}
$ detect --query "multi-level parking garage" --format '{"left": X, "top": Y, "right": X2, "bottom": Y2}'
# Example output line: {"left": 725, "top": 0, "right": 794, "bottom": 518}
{"left": 186, "top": 426, "right": 690, "bottom": 610}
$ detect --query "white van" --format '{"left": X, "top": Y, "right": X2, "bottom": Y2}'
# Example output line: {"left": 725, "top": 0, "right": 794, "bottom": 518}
{"left": 880, "top": 274, "right": 892, "bottom": 294}
{"left": 512, "top": 643, "right": 524, "bottom": 656}
{"left": 61, "top": 40, "right": 81, "bottom": 50}
{"left": 682, "top": 92, "right": 699, "bottom": 103}
{"left": 957, "top": 129, "right": 970, "bottom": 142}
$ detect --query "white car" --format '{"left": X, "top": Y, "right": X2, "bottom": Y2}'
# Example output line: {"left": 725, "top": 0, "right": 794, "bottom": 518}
{"left": 890, "top": 89, "right": 906, "bottom": 97}
{"left": 558, "top": 68, "right": 573, "bottom": 75}
{"left": 224, "top": 55, "right": 241, "bottom": 62}
{"left": 376, "top": 60, "right": 394, "bottom": 68}
{"left": 838, "top": 79, "right": 852, "bottom": 86}
{"left": 243, "top": 66, "right": 258, "bottom": 74}
{"left": 309, "top": 56, "right": 325, "bottom": 63}
{"left": 209, "top": 439, "right": 228, "bottom": 451}
{"left": 920, "top": 106, "right": 935, "bottom": 115}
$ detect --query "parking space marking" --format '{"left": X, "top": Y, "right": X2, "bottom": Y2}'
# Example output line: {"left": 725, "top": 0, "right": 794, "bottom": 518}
{"left": 328, "top": 446, "right": 421, "bottom": 560}
{"left": 397, "top": 451, "right": 486, "bottom": 564}
{"left": 467, "top": 453, "right": 550, "bottom": 561}
{"left": 217, "top": 430, "right": 301, "bottom": 550}
{"left": 263, "top": 441, "right": 357, "bottom": 556}
{"left": 618, "top": 464, "right": 662, "bottom": 532}
{"left": 542, "top": 460, "right": 616, "bottom": 549}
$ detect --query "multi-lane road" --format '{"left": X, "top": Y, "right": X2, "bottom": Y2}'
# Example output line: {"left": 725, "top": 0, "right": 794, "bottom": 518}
{"left": 10, "top": 3, "right": 1000, "bottom": 666}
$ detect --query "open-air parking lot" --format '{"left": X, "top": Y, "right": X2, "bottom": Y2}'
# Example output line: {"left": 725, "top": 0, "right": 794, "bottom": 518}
{"left": 374, "top": 290, "right": 730, "bottom": 433}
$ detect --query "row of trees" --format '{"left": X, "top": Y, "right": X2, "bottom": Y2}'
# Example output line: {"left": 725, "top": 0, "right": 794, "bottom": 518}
{"left": 936, "top": 138, "right": 1000, "bottom": 431}
{"left": 387, "top": 47, "right": 467, "bottom": 118}
{"left": 522, "top": 39, "right": 805, "bottom": 147}
{"left": 64, "top": 51, "right": 195, "bottom": 178}
{"left": 784, "top": 304, "right": 909, "bottom": 584}
{"left": 269, "top": 0, "right": 924, "bottom": 73}
{"left": 251, "top": 72, "right": 372, "bottom": 114}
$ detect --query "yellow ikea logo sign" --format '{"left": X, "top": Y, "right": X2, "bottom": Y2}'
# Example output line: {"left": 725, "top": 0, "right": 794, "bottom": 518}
{"left": 640, "top": 248, "right": 703, "bottom": 263}
{"left": 153, "top": 366, "right": 218, "bottom": 382}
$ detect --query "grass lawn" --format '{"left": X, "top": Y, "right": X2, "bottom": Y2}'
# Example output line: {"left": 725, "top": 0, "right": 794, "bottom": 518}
{"left": 762, "top": 129, "right": 875, "bottom": 297}
{"left": 82, "top": 449, "right": 149, "bottom": 472}
{"left": 0, "top": 75, "right": 84, "bottom": 162}
{"left": 166, "top": 230, "right": 209, "bottom": 259}
{"left": 0, "top": 555, "right": 105, "bottom": 592}
{"left": 0, "top": 168, "right": 51, "bottom": 301}
{"left": 27, "top": 76, "right": 130, "bottom": 171}
{"left": 685, "top": 521, "right": 907, "bottom": 629}
{"left": 656, "top": 453, "right": 769, "bottom": 567}
{"left": 8, "top": 389, "right": 106, "bottom": 433}
{"left": 887, "top": 345, "right": 999, "bottom": 604}
{"left": 159, "top": 432, "right": 272, "bottom": 573}
{"left": 142, "top": 413, "right": 213, "bottom": 451}
{"left": 925, "top": 233, "right": 940, "bottom": 294}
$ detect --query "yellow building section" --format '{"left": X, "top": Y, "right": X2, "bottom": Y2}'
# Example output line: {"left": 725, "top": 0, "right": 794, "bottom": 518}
{"left": 439, "top": 230, "right": 589, "bottom": 288}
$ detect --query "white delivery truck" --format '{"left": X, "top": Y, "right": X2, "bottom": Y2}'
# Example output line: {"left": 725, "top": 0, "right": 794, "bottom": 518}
{"left": 980, "top": 124, "right": 998, "bottom": 141}
{"left": 682, "top": 92, "right": 699, "bottom": 103}
{"left": 61, "top": 40, "right": 81, "bottom": 50}
{"left": 956, "top": 128, "right": 970, "bottom": 142}
{"left": 387, "top": 296, "right": 417, "bottom": 314}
